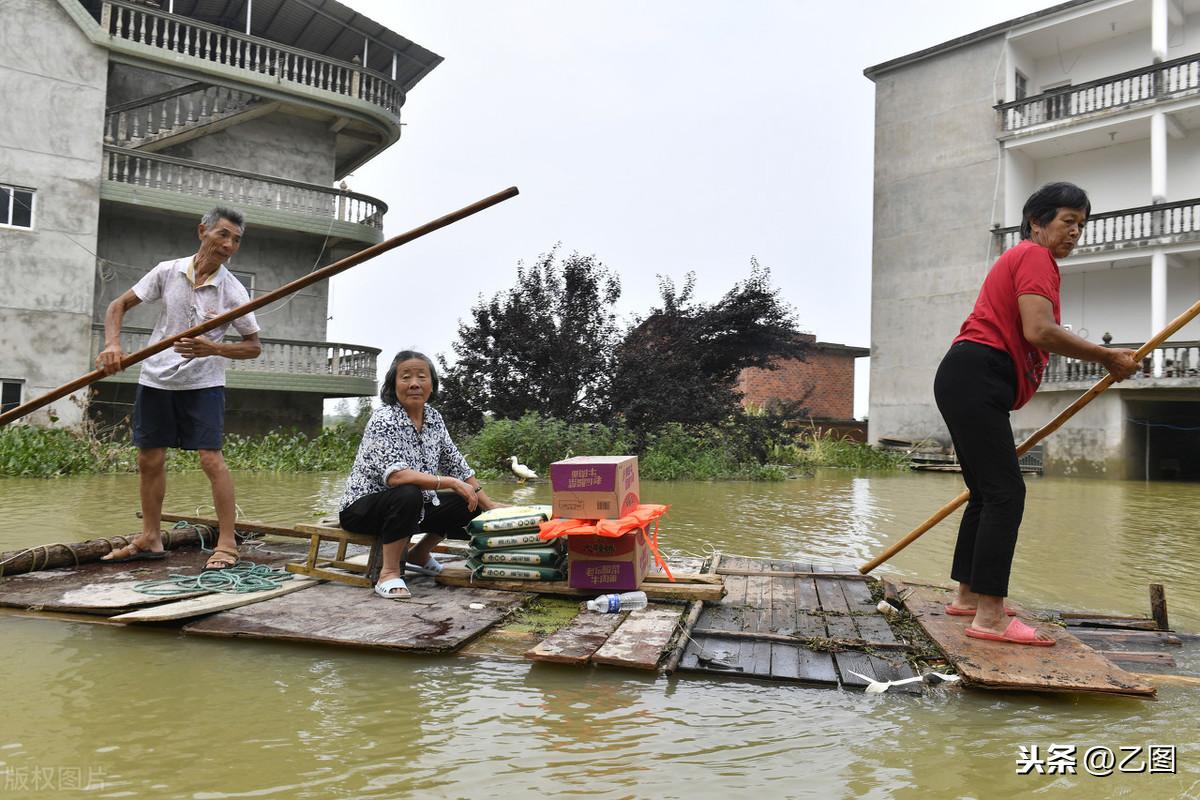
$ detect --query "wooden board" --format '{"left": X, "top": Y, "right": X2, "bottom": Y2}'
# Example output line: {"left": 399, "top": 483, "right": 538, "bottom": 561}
{"left": 183, "top": 579, "right": 532, "bottom": 653}
{"left": 678, "top": 556, "right": 841, "bottom": 685}
{"left": 0, "top": 548, "right": 290, "bottom": 614}
{"left": 902, "top": 584, "right": 1156, "bottom": 698}
{"left": 111, "top": 576, "right": 319, "bottom": 622}
{"left": 1068, "top": 628, "right": 1183, "bottom": 650}
{"left": 525, "top": 612, "right": 624, "bottom": 664}
{"left": 591, "top": 606, "right": 686, "bottom": 670}
{"left": 675, "top": 557, "right": 919, "bottom": 690}
{"left": 435, "top": 566, "right": 724, "bottom": 602}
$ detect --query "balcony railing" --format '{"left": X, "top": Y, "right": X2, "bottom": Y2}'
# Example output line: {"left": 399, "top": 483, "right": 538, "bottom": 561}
{"left": 91, "top": 326, "right": 379, "bottom": 379}
{"left": 103, "top": 145, "right": 386, "bottom": 230}
{"left": 105, "top": 83, "right": 261, "bottom": 149}
{"left": 994, "top": 197, "right": 1200, "bottom": 253}
{"left": 98, "top": 0, "right": 403, "bottom": 121}
{"left": 997, "top": 52, "right": 1200, "bottom": 133}
{"left": 1043, "top": 341, "right": 1200, "bottom": 385}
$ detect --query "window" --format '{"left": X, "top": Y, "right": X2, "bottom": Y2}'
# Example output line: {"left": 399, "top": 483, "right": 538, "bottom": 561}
{"left": 1014, "top": 71, "right": 1028, "bottom": 101}
{"left": 0, "top": 184, "right": 35, "bottom": 230}
{"left": 1, "top": 379, "right": 22, "bottom": 414}
{"left": 230, "top": 269, "right": 256, "bottom": 294}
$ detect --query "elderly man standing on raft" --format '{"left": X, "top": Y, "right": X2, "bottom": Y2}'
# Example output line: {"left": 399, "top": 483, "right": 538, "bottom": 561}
{"left": 96, "top": 207, "right": 262, "bottom": 571}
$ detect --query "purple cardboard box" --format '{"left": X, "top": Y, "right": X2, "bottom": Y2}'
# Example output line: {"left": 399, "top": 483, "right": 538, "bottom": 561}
{"left": 567, "top": 528, "right": 651, "bottom": 590}
{"left": 550, "top": 455, "right": 639, "bottom": 520}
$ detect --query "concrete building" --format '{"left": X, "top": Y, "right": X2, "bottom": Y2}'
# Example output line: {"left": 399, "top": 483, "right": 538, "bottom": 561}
{"left": 737, "top": 335, "right": 869, "bottom": 440}
{"left": 865, "top": 0, "right": 1200, "bottom": 479}
{"left": 0, "top": 0, "right": 440, "bottom": 434}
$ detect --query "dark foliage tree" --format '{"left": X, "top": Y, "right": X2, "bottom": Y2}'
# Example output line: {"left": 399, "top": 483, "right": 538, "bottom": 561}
{"left": 610, "top": 261, "right": 808, "bottom": 435}
{"left": 438, "top": 247, "right": 621, "bottom": 435}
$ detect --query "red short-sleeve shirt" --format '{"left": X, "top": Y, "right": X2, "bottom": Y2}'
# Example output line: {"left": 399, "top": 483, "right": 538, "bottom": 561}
{"left": 953, "top": 239, "right": 1060, "bottom": 409}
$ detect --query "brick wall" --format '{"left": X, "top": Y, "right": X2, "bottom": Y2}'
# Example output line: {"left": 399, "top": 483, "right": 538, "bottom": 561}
{"left": 737, "top": 346, "right": 861, "bottom": 420}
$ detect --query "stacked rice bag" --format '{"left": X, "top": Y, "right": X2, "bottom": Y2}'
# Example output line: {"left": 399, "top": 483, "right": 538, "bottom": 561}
{"left": 465, "top": 505, "right": 566, "bottom": 580}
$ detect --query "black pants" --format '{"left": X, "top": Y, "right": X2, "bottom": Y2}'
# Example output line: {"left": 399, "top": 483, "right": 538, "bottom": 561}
{"left": 339, "top": 485, "right": 480, "bottom": 545}
{"left": 933, "top": 341, "right": 1026, "bottom": 597}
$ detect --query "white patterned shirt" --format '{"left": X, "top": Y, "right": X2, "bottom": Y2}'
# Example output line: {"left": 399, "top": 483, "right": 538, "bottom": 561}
{"left": 339, "top": 404, "right": 475, "bottom": 511}
{"left": 132, "top": 257, "right": 260, "bottom": 390}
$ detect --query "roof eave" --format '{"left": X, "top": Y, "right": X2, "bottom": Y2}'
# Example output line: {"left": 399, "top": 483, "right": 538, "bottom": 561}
{"left": 863, "top": 0, "right": 1095, "bottom": 81}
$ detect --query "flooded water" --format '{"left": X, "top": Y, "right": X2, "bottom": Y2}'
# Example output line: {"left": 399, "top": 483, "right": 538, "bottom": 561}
{"left": 1, "top": 469, "right": 1198, "bottom": 799}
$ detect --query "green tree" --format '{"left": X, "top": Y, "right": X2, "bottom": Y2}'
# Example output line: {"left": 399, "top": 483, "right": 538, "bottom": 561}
{"left": 610, "top": 261, "right": 808, "bottom": 434}
{"left": 439, "top": 246, "right": 621, "bottom": 433}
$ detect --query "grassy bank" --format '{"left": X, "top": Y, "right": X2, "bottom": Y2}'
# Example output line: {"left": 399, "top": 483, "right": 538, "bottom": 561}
{"left": 0, "top": 425, "right": 360, "bottom": 478}
{"left": 0, "top": 413, "right": 905, "bottom": 479}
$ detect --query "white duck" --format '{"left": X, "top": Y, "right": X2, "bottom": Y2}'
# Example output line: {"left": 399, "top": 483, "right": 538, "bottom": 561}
{"left": 509, "top": 456, "right": 538, "bottom": 483}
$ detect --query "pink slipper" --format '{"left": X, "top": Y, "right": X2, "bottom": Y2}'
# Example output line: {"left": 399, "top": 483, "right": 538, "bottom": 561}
{"left": 965, "top": 618, "right": 1056, "bottom": 647}
{"left": 945, "top": 604, "right": 1018, "bottom": 617}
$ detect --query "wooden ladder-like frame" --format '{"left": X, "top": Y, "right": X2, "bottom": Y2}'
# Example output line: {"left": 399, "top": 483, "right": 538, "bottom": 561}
{"left": 287, "top": 523, "right": 382, "bottom": 587}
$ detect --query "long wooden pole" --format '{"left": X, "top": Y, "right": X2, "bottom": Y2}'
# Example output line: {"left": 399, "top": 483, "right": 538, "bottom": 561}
{"left": 0, "top": 187, "right": 519, "bottom": 427}
{"left": 859, "top": 294, "right": 1200, "bottom": 574}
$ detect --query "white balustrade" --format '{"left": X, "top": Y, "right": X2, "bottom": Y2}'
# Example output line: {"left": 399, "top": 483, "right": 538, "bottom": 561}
{"left": 998, "top": 53, "right": 1200, "bottom": 134}
{"left": 103, "top": 146, "right": 386, "bottom": 230}
{"left": 92, "top": 326, "right": 380, "bottom": 379}
{"left": 100, "top": 0, "right": 404, "bottom": 120}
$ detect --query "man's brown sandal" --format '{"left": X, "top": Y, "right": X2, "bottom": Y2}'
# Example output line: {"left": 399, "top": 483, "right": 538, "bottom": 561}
{"left": 203, "top": 547, "right": 240, "bottom": 571}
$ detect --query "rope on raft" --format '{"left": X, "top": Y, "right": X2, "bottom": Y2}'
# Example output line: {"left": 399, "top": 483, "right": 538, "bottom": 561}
{"left": 133, "top": 562, "right": 295, "bottom": 596}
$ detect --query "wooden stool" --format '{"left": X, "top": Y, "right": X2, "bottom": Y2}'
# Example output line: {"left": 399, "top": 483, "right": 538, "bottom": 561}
{"left": 287, "top": 523, "right": 382, "bottom": 587}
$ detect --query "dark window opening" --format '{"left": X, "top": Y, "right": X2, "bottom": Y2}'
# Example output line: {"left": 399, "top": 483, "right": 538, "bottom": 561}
{"left": 0, "top": 184, "right": 35, "bottom": 229}
{"left": 1, "top": 380, "right": 22, "bottom": 414}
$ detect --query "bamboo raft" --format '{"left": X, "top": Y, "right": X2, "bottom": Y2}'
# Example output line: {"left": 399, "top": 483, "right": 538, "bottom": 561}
{"left": 0, "top": 517, "right": 1195, "bottom": 696}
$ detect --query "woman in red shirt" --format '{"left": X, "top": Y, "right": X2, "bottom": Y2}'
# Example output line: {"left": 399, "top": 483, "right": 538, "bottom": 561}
{"left": 934, "top": 182, "right": 1138, "bottom": 646}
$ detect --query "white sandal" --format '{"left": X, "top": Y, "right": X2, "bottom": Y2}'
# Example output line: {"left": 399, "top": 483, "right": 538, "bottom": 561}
{"left": 404, "top": 556, "right": 444, "bottom": 577}
{"left": 374, "top": 577, "right": 410, "bottom": 600}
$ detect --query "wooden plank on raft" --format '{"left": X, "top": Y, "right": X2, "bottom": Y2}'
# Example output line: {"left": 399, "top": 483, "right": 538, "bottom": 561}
{"left": 812, "top": 563, "right": 851, "bottom": 614}
{"left": 184, "top": 579, "right": 531, "bottom": 653}
{"left": 662, "top": 552, "right": 722, "bottom": 675}
{"left": 1068, "top": 628, "right": 1183, "bottom": 650}
{"left": 592, "top": 606, "right": 685, "bottom": 670}
{"left": 0, "top": 549, "right": 291, "bottom": 614}
{"left": 111, "top": 576, "right": 319, "bottom": 623}
{"left": 738, "top": 569, "right": 772, "bottom": 677}
{"left": 1096, "top": 650, "right": 1176, "bottom": 668}
{"left": 807, "top": 565, "right": 920, "bottom": 691}
{"left": 525, "top": 612, "right": 624, "bottom": 665}
{"left": 677, "top": 559, "right": 843, "bottom": 686}
{"left": 435, "top": 566, "right": 724, "bottom": 602}
{"left": 901, "top": 584, "right": 1156, "bottom": 698}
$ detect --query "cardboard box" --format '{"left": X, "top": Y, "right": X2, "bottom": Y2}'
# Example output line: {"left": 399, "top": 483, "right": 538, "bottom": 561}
{"left": 550, "top": 455, "right": 639, "bottom": 520}
{"left": 567, "top": 528, "right": 651, "bottom": 591}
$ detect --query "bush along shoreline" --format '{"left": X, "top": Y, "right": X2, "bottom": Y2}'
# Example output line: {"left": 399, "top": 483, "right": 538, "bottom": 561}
{"left": 0, "top": 412, "right": 905, "bottom": 479}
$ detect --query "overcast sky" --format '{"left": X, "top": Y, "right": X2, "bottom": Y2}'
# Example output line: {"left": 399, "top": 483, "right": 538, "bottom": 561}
{"left": 326, "top": 0, "right": 1052, "bottom": 418}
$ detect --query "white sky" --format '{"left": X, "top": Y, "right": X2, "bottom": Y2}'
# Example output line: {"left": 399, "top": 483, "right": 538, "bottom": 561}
{"left": 327, "top": 0, "right": 1053, "bottom": 419}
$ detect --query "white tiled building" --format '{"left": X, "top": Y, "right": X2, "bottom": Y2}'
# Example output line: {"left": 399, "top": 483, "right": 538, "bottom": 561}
{"left": 866, "top": 0, "right": 1200, "bottom": 479}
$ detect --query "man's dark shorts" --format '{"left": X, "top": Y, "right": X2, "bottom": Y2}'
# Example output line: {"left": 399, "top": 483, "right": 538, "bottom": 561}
{"left": 133, "top": 385, "right": 225, "bottom": 450}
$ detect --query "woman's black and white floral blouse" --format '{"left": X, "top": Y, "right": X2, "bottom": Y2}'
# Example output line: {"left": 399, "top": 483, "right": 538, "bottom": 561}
{"left": 339, "top": 404, "right": 475, "bottom": 511}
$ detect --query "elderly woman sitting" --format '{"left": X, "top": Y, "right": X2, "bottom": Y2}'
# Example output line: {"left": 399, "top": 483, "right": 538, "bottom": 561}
{"left": 338, "top": 350, "right": 503, "bottom": 599}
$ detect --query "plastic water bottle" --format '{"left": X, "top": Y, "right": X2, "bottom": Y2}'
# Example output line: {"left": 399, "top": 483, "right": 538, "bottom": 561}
{"left": 587, "top": 591, "right": 648, "bottom": 613}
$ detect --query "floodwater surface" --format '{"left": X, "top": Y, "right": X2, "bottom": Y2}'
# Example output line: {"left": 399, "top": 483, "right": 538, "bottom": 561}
{"left": 1, "top": 470, "right": 1198, "bottom": 799}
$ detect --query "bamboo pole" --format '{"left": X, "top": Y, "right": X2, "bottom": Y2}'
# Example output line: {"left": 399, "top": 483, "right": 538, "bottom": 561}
{"left": 860, "top": 295, "right": 1200, "bottom": 575}
{"left": 0, "top": 187, "right": 520, "bottom": 427}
